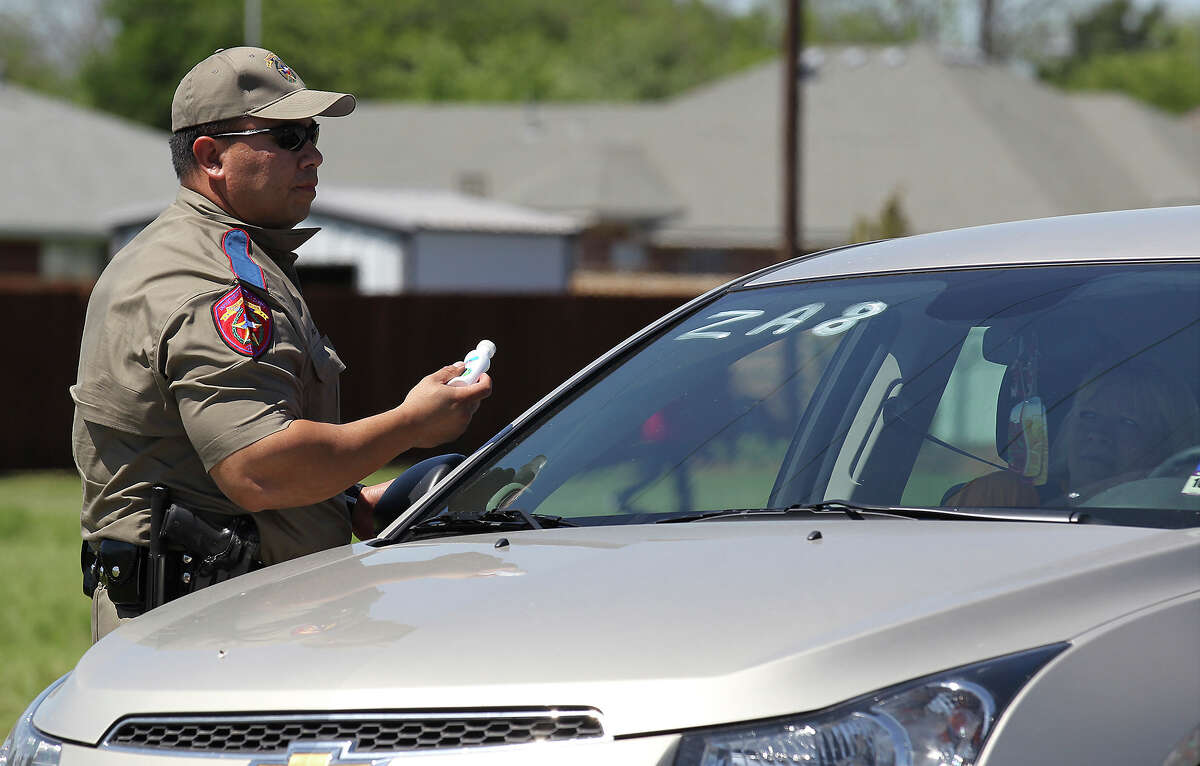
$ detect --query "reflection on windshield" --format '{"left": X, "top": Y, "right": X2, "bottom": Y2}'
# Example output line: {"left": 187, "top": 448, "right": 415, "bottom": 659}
{"left": 425, "top": 265, "right": 1200, "bottom": 532}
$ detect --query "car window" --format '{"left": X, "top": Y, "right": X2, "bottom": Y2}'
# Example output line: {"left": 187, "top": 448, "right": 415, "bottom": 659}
{"left": 416, "top": 264, "right": 1200, "bottom": 532}
{"left": 901, "top": 327, "right": 1008, "bottom": 505}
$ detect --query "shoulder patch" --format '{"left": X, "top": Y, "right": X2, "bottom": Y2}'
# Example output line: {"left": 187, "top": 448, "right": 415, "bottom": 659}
{"left": 221, "top": 228, "right": 267, "bottom": 290}
{"left": 212, "top": 286, "right": 273, "bottom": 357}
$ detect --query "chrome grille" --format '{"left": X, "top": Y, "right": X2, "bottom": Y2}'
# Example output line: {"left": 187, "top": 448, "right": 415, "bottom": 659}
{"left": 103, "top": 709, "right": 604, "bottom": 754}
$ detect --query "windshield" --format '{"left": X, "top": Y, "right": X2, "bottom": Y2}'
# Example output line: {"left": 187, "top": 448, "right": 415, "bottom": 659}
{"left": 416, "top": 263, "right": 1200, "bottom": 532}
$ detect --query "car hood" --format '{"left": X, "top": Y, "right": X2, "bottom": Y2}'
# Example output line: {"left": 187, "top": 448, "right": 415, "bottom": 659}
{"left": 39, "top": 520, "right": 1200, "bottom": 743}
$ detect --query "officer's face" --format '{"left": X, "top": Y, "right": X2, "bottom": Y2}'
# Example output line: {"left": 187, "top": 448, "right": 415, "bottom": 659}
{"left": 213, "top": 118, "right": 323, "bottom": 228}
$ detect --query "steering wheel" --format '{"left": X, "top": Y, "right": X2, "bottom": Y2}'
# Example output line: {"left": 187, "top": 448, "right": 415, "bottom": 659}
{"left": 485, "top": 482, "right": 529, "bottom": 512}
{"left": 1148, "top": 446, "right": 1200, "bottom": 479}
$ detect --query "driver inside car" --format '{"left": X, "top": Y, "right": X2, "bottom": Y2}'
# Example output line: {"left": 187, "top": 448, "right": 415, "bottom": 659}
{"left": 945, "top": 359, "right": 1200, "bottom": 508}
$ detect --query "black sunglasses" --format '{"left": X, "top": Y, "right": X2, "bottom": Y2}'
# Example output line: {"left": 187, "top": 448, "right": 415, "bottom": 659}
{"left": 209, "top": 121, "right": 320, "bottom": 151}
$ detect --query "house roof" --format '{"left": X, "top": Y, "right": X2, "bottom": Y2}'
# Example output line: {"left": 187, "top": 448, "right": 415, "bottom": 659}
{"left": 13, "top": 44, "right": 1200, "bottom": 252}
{"left": 316, "top": 101, "right": 681, "bottom": 223}
{"left": 314, "top": 44, "right": 1200, "bottom": 249}
{"left": 307, "top": 187, "right": 581, "bottom": 235}
{"left": 104, "top": 186, "right": 581, "bottom": 238}
{"left": 594, "top": 44, "right": 1182, "bottom": 245}
{"left": 509, "top": 143, "right": 682, "bottom": 223}
{"left": 1068, "top": 91, "right": 1200, "bottom": 208}
{"left": 0, "top": 82, "right": 178, "bottom": 239}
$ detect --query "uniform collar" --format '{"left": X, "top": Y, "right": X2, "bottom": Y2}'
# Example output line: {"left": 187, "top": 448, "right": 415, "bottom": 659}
{"left": 175, "top": 186, "right": 319, "bottom": 266}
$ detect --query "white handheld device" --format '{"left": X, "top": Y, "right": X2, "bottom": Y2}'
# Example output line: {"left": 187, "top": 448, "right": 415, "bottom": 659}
{"left": 447, "top": 340, "right": 496, "bottom": 387}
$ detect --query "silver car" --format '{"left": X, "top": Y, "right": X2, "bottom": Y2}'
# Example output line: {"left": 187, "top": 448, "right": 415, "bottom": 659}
{"left": 6, "top": 206, "right": 1200, "bottom": 766}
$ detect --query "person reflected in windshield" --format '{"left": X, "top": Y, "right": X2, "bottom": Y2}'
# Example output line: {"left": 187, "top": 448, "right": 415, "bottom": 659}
{"left": 616, "top": 399, "right": 695, "bottom": 513}
{"left": 947, "top": 360, "right": 1200, "bottom": 508}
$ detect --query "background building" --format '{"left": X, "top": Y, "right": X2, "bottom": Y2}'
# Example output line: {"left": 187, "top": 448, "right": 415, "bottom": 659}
{"left": 8, "top": 44, "right": 1200, "bottom": 288}
{"left": 0, "top": 82, "right": 176, "bottom": 280}
{"left": 110, "top": 188, "right": 580, "bottom": 294}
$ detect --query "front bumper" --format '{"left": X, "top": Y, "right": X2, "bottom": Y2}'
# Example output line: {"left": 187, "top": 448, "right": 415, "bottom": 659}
{"left": 57, "top": 733, "right": 680, "bottom": 765}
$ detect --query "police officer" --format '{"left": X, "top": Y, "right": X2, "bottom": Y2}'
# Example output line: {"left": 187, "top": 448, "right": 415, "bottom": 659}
{"left": 71, "top": 47, "right": 492, "bottom": 642}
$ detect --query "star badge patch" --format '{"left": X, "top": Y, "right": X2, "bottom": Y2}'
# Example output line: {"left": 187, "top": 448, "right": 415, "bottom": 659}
{"left": 264, "top": 53, "right": 298, "bottom": 83}
{"left": 213, "top": 286, "right": 272, "bottom": 357}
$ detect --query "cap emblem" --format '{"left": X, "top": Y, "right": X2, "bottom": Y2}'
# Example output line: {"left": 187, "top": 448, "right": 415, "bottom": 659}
{"left": 265, "top": 52, "right": 298, "bottom": 83}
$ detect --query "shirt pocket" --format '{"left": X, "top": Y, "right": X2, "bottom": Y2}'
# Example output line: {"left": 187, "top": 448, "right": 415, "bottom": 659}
{"left": 310, "top": 334, "right": 346, "bottom": 382}
{"left": 305, "top": 333, "right": 346, "bottom": 423}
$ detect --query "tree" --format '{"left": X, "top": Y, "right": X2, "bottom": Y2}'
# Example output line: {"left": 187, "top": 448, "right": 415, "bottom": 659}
{"left": 0, "top": 15, "right": 66, "bottom": 94}
{"left": 808, "top": 1, "right": 1200, "bottom": 114}
{"left": 1045, "top": 28, "right": 1200, "bottom": 113}
{"left": 810, "top": 0, "right": 1076, "bottom": 63}
{"left": 1039, "top": 0, "right": 1200, "bottom": 114}
{"left": 810, "top": 4, "right": 921, "bottom": 44}
{"left": 1067, "top": 0, "right": 1167, "bottom": 59}
{"left": 75, "top": 0, "right": 781, "bottom": 130}
{"left": 0, "top": 2, "right": 107, "bottom": 100}
{"left": 78, "top": 0, "right": 242, "bottom": 127}
{"left": 850, "top": 190, "right": 910, "bottom": 243}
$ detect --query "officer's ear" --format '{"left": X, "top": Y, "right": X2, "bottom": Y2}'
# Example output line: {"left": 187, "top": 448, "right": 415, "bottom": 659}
{"left": 192, "top": 136, "right": 226, "bottom": 180}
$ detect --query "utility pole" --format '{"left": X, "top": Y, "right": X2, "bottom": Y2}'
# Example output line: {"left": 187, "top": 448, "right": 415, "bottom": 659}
{"left": 979, "top": 0, "right": 996, "bottom": 60}
{"left": 245, "top": 0, "right": 262, "bottom": 47}
{"left": 782, "top": 0, "right": 803, "bottom": 261}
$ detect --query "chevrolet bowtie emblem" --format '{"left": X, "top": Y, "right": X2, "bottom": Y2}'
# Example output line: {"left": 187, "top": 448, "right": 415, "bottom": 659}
{"left": 247, "top": 741, "right": 390, "bottom": 766}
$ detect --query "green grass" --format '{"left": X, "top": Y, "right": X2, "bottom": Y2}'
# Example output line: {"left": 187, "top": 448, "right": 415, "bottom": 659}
{"left": 0, "top": 471, "right": 90, "bottom": 736}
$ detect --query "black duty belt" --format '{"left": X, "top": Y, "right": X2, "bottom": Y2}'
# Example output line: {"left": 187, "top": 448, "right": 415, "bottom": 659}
{"left": 82, "top": 486, "right": 261, "bottom": 612}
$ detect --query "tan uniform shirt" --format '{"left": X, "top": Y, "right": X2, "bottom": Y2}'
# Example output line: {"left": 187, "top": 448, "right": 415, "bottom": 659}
{"left": 72, "top": 187, "right": 351, "bottom": 565}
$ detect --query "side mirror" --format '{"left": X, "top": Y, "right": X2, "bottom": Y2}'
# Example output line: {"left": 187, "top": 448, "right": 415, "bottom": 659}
{"left": 372, "top": 453, "right": 466, "bottom": 535}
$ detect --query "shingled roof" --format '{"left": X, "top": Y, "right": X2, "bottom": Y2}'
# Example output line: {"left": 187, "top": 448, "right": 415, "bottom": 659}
{"left": 0, "top": 82, "right": 177, "bottom": 239}
{"left": 315, "top": 44, "right": 1200, "bottom": 249}
{"left": 10, "top": 44, "right": 1199, "bottom": 252}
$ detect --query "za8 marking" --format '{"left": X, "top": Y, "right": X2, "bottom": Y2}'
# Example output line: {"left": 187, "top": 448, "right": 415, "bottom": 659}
{"left": 811, "top": 302, "right": 888, "bottom": 336}
{"left": 675, "top": 301, "right": 889, "bottom": 341}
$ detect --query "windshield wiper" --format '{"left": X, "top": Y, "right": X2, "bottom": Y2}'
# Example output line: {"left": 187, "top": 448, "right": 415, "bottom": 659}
{"left": 656, "top": 501, "right": 874, "bottom": 523}
{"left": 411, "top": 508, "right": 580, "bottom": 535}
{"left": 657, "top": 500, "right": 1076, "bottom": 524}
{"left": 843, "top": 503, "right": 1076, "bottom": 523}
{"left": 489, "top": 508, "right": 580, "bottom": 529}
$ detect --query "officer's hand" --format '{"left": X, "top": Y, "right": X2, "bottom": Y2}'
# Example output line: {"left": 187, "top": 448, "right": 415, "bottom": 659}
{"left": 400, "top": 363, "right": 492, "bottom": 448}
{"left": 352, "top": 481, "right": 390, "bottom": 540}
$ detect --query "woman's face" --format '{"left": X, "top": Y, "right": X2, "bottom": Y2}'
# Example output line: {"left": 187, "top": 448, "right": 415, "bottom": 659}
{"left": 1065, "top": 379, "right": 1161, "bottom": 489}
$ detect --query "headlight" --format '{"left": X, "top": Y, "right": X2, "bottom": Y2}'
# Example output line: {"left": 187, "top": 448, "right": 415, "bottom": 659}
{"left": 674, "top": 644, "right": 1065, "bottom": 766}
{"left": 0, "top": 675, "right": 68, "bottom": 766}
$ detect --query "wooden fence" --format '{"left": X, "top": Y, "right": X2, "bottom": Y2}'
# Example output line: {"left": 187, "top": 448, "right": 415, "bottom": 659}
{"left": 2, "top": 284, "right": 687, "bottom": 470}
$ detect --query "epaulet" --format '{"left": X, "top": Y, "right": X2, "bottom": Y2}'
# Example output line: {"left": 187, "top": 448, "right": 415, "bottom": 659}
{"left": 220, "top": 228, "right": 267, "bottom": 291}
{"left": 212, "top": 227, "right": 272, "bottom": 357}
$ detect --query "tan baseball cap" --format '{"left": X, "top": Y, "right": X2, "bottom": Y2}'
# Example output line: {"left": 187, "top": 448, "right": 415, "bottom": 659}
{"left": 171, "top": 46, "right": 356, "bottom": 132}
